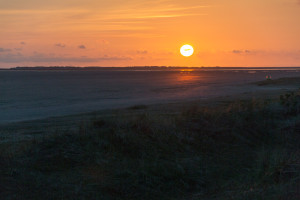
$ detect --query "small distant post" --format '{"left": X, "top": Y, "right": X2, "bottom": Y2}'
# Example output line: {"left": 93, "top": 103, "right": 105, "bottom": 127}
{"left": 266, "top": 75, "right": 272, "bottom": 80}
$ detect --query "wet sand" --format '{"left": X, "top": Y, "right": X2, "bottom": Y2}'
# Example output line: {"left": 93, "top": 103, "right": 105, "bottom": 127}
{"left": 1, "top": 77, "right": 299, "bottom": 144}
{"left": 1, "top": 69, "right": 300, "bottom": 124}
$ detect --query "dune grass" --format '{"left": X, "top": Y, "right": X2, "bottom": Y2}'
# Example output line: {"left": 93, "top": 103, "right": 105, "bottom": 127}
{"left": 1, "top": 92, "right": 300, "bottom": 199}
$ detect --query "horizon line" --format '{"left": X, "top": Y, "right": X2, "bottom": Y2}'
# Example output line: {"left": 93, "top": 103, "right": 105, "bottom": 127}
{"left": 2, "top": 66, "right": 300, "bottom": 70}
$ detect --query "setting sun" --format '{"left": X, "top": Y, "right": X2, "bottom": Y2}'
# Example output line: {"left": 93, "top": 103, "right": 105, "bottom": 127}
{"left": 180, "top": 45, "right": 194, "bottom": 57}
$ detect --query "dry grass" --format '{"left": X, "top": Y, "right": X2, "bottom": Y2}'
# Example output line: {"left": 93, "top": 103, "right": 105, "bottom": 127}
{"left": 1, "top": 92, "right": 300, "bottom": 199}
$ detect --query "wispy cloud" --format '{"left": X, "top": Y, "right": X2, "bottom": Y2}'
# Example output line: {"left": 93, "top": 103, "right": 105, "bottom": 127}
{"left": 0, "top": 53, "right": 131, "bottom": 63}
{"left": 0, "top": 48, "right": 11, "bottom": 52}
{"left": 133, "top": 13, "right": 206, "bottom": 19}
{"left": 99, "top": 3, "right": 210, "bottom": 21}
{"left": 0, "top": 9, "right": 88, "bottom": 15}
{"left": 230, "top": 50, "right": 300, "bottom": 58}
{"left": 55, "top": 43, "right": 66, "bottom": 48}
{"left": 0, "top": 1, "right": 210, "bottom": 35}
{"left": 0, "top": 52, "right": 23, "bottom": 62}
{"left": 58, "top": 1, "right": 210, "bottom": 32}
{"left": 232, "top": 50, "right": 243, "bottom": 54}
{"left": 232, "top": 50, "right": 252, "bottom": 54}
{"left": 20, "top": 42, "right": 26, "bottom": 45}
{"left": 78, "top": 45, "right": 86, "bottom": 49}
{"left": 136, "top": 50, "right": 148, "bottom": 54}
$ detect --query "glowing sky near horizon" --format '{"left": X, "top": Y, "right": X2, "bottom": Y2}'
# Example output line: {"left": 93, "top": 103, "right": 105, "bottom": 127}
{"left": 0, "top": 0, "right": 300, "bottom": 68}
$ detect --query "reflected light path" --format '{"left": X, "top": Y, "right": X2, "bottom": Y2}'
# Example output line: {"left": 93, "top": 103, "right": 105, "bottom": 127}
{"left": 177, "top": 70, "right": 199, "bottom": 82}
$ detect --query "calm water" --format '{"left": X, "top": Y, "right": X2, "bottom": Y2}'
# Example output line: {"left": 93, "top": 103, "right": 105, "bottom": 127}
{"left": 0, "top": 69, "right": 299, "bottom": 123}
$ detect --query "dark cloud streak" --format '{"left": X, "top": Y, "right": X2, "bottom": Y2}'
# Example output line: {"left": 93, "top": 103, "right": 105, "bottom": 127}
{"left": 137, "top": 50, "right": 148, "bottom": 54}
{"left": 55, "top": 43, "right": 66, "bottom": 48}
{"left": 232, "top": 50, "right": 252, "bottom": 54}
{"left": 0, "top": 48, "right": 11, "bottom": 52}
{"left": 78, "top": 45, "right": 86, "bottom": 49}
{"left": 232, "top": 50, "right": 243, "bottom": 54}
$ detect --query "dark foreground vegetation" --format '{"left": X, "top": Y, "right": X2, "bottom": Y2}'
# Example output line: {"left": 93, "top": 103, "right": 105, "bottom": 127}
{"left": 1, "top": 92, "right": 300, "bottom": 199}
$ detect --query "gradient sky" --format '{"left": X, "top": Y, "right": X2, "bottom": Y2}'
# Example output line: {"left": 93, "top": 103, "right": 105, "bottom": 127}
{"left": 0, "top": 0, "right": 300, "bottom": 68}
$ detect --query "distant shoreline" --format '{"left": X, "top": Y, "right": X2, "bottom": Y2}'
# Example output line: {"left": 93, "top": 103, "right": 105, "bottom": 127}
{"left": 2, "top": 66, "right": 300, "bottom": 71}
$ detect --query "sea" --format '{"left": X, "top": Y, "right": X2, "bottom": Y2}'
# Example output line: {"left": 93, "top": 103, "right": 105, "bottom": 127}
{"left": 0, "top": 68, "right": 299, "bottom": 124}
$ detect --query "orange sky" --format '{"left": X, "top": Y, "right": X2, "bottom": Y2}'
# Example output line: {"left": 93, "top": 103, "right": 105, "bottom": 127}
{"left": 0, "top": 0, "right": 300, "bottom": 68}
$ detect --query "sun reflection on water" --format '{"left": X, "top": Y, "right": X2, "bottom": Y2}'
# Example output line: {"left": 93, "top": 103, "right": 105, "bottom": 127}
{"left": 177, "top": 70, "right": 198, "bottom": 82}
